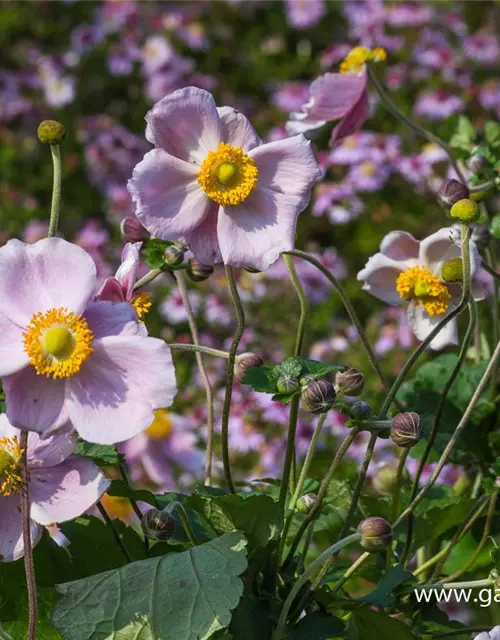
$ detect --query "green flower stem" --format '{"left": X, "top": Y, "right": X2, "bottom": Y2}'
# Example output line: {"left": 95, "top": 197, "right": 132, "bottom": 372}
{"left": 469, "top": 180, "right": 496, "bottom": 192}
{"left": 283, "top": 253, "right": 309, "bottom": 356}
{"left": 175, "top": 271, "right": 215, "bottom": 485}
{"left": 133, "top": 268, "right": 163, "bottom": 291}
{"left": 48, "top": 144, "right": 62, "bottom": 238}
{"left": 169, "top": 343, "right": 231, "bottom": 359}
{"left": 221, "top": 266, "right": 245, "bottom": 494}
{"left": 176, "top": 504, "right": 200, "bottom": 547}
{"left": 273, "top": 532, "right": 361, "bottom": 640}
{"left": 117, "top": 460, "right": 149, "bottom": 556}
{"left": 391, "top": 448, "right": 410, "bottom": 523}
{"left": 378, "top": 223, "right": 472, "bottom": 420}
{"left": 330, "top": 551, "right": 370, "bottom": 594}
{"left": 282, "top": 426, "right": 361, "bottom": 569}
{"left": 296, "top": 522, "right": 315, "bottom": 574}
{"left": 366, "top": 65, "right": 466, "bottom": 184}
{"left": 484, "top": 247, "right": 499, "bottom": 399}
{"left": 414, "top": 578, "right": 493, "bottom": 591}
{"left": 96, "top": 501, "right": 133, "bottom": 563}
{"left": 20, "top": 431, "right": 37, "bottom": 640}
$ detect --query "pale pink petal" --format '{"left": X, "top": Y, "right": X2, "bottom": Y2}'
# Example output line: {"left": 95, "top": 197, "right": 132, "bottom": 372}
{"left": 357, "top": 253, "right": 407, "bottom": 305}
{"left": 407, "top": 301, "right": 458, "bottom": 351}
{"left": 248, "top": 135, "right": 321, "bottom": 196}
{"left": 380, "top": 231, "right": 420, "bottom": 261}
{"left": 0, "top": 494, "right": 42, "bottom": 562}
{"left": 145, "top": 86, "right": 221, "bottom": 163}
{"left": 30, "top": 456, "right": 109, "bottom": 526}
{"left": 180, "top": 203, "right": 222, "bottom": 265}
{"left": 472, "top": 269, "right": 494, "bottom": 301}
{"left": 84, "top": 301, "right": 143, "bottom": 339}
{"left": 330, "top": 89, "right": 370, "bottom": 143}
{"left": 27, "top": 426, "right": 77, "bottom": 469}
{"left": 218, "top": 106, "right": 261, "bottom": 151}
{"left": 218, "top": 187, "right": 306, "bottom": 271}
{"left": 0, "top": 314, "right": 29, "bottom": 376}
{"left": 115, "top": 242, "right": 142, "bottom": 300}
{"left": 66, "top": 336, "right": 177, "bottom": 444}
{"left": 420, "top": 227, "right": 482, "bottom": 279}
{"left": 0, "top": 413, "right": 17, "bottom": 439}
{"left": 4, "top": 368, "right": 67, "bottom": 434}
{"left": 94, "top": 277, "right": 126, "bottom": 303}
{"left": 0, "top": 238, "right": 96, "bottom": 327}
{"left": 128, "top": 149, "right": 212, "bottom": 240}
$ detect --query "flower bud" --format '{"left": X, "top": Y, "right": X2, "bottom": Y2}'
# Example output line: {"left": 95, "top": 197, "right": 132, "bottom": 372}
{"left": 450, "top": 198, "right": 480, "bottom": 223}
{"left": 187, "top": 258, "right": 214, "bottom": 282}
{"left": 120, "top": 217, "right": 150, "bottom": 243}
{"left": 467, "top": 154, "right": 488, "bottom": 175}
{"left": 277, "top": 375, "right": 300, "bottom": 394}
{"left": 141, "top": 507, "right": 176, "bottom": 541}
{"left": 470, "top": 223, "right": 491, "bottom": 246}
{"left": 296, "top": 493, "right": 317, "bottom": 514}
{"left": 359, "top": 517, "right": 393, "bottom": 553}
{"left": 372, "top": 461, "right": 408, "bottom": 495}
{"left": 234, "top": 352, "right": 264, "bottom": 383}
{"left": 163, "top": 243, "right": 185, "bottom": 267}
{"left": 37, "top": 120, "right": 66, "bottom": 145}
{"left": 335, "top": 368, "right": 364, "bottom": 396}
{"left": 391, "top": 412, "right": 424, "bottom": 448}
{"left": 438, "top": 179, "right": 469, "bottom": 207}
{"left": 301, "top": 379, "right": 336, "bottom": 413}
{"left": 351, "top": 401, "right": 373, "bottom": 420}
{"left": 441, "top": 258, "right": 463, "bottom": 283}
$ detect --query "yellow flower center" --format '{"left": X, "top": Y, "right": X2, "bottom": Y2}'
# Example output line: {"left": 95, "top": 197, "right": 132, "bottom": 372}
{"left": 340, "top": 46, "right": 387, "bottom": 75}
{"left": 0, "top": 436, "right": 24, "bottom": 497}
{"left": 198, "top": 142, "right": 259, "bottom": 206}
{"left": 23, "top": 308, "right": 94, "bottom": 379}
{"left": 132, "top": 293, "right": 152, "bottom": 321}
{"left": 145, "top": 409, "right": 173, "bottom": 441}
{"left": 396, "top": 266, "right": 451, "bottom": 316}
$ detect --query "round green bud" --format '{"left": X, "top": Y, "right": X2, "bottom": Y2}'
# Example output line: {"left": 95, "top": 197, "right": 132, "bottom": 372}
{"left": 163, "top": 243, "right": 185, "bottom": 267}
{"left": 277, "top": 375, "right": 299, "bottom": 394}
{"left": 372, "top": 461, "right": 409, "bottom": 496}
{"left": 301, "top": 379, "right": 336, "bottom": 413}
{"left": 141, "top": 507, "right": 176, "bottom": 541}
{"left": 37, "top": 120, "right": 66, "bottom": 145}
{"left": 450, "top": 198, "right": 480, "bottom": 223}
{"left": 351, "top": 401, "right": 373, "bottom": 420}
{"left": 441, "top": 258, "right": 463, "bottom": 283}
{"left": 359, "top": 517, "right": 393, "bottom": 553}
{"left": 187, "top": 259, "right": 214, "bottom": 282}
{"left": 296, "top": 493, "right": 317, "bottom": 514}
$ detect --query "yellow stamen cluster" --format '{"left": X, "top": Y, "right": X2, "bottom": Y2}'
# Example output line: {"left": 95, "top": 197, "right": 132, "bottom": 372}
{"left": 145, "top": 409, "right": 173, "bottom": 441}
{"left": 101, "top": 494, "right": 132, "bottom": 520}
{"left": 396, "top": 266, "right": 451, "bottom": 316}
{"left": 132, "top": 293, "right": 153, "bottom": 321}
{"left": 23, "top": 308, "right": 94, "bottom": 379}
{"left": 0, "top": 436, "right": 24, "bottom": 496}
{"left": 340, "top": 46, "right": 387, "bottom": 75}
{"left": 198, "top": 142, "right": 258, "bottom": 206}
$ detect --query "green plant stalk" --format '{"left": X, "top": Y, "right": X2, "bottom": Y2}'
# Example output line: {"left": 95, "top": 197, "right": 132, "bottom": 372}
{"left": 176, "top": 504, "right": 200, "bottom": 546}
{"left": 175, "top": 271, "right": 215, "bottom": 485}
{"left": 296, "top": 522, "right": 315, "bottom": 575}
{"left": 117, "top": 460, "right": 149, "bottom": 557}
{"left": 48, "top": 144, "right": 62, "bottom": 238}
{"left": 133, "top": 268, "right": 163, "bottom": 291}
{"left": 330, "top": 551, "right": 370, "bottom": 594}
{"left": 485, "top": 247, "right": 499, "bottom": 399}
{"left": 392, "top": 448, "right": 410, "bottom": 523}
{"left": 273, "top": 532, "right": 361, "bottom": 640}
{"left": 283, "top": 253, "right": 309, "bottom": 356}
{"left": 169, "top": 343, "right": 231, "bottom": 359}
{"left": 96, "top": 501, "right": 133, "bottom": 563}
{"left": 413, "top": 578, "right": 493, "bottom": 591}
{"left": 20, "top": 431, "right": 37, "bottom": 640}
{"left": 221, "top": 265, "right": 245, "bottom": 493}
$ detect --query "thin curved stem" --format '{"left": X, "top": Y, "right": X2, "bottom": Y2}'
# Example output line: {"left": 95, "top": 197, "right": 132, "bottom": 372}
{"left": 330, "top": 551, "right": 370, "bottom": 594}
{"left": 48, "top": 144, "right": 62, "bottom": 237}
{"left": 96, "top": 501, "right": 133, "bottom": 563}
{"left": 289, "top": 413, "right": 327, "bottom": 512}
{"left": 221, "top": 266, "right": 245, "bottom": 493}
{"left": 169, "top": 343, "right": 230, "bottom": 359}
{"left": 176, "top": 504, "right": 200, "bottom": 546}
{"left": 20, "top": 431, "right": 37, "bottom": 640}
{"left": 116, "top": 460, "right": 149, "bottom": 557}
{"left": 273, "top": 532, "right": 361, "bottom": 640}
{"left": 392, "top": 448, "right": 410, "bottom": 523}
{"left": 133, "top": 268, "right": 163, "bottom": 291}
{"left": 175, "top": 271, "right": 215, "bottom": 485}
{"left": 283, "top": 254, "right": 309, "bottom": 356}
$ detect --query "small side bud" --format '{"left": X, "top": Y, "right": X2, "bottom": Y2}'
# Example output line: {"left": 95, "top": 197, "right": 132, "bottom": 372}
{"left": 277, "top": 375, "right": 300, "bottom": 394}
{"left": 296, "top": 493, "right": 317, "bottom": 514}
{"left": 187, "top": 258, "right": 214, "bottom": 282}
{"left": 359, "top": 517, "right": 393, "bottom": 553}
{"left": 235, "top": 352, "right": 264, "bottom": 383}
{"left": 301, "top": 379, "right": 336, "bottom": 413}
{"left": 391, "top": 412, "right": 424, "bottom": 448}
{"left": 163, "top": 243, "right": 185, "bottom": 267}
{"left": 438, "top": 179, "right": 469, "bottom": 207}
{"left": 351, "top": 401, "right": 373, "bottom": 420}
{"left": 372, "top": 461, "right": 408, "bottom": 495}
{"left": 335, "top": 368, "right": 364, "bottom": 396}
{"left": 467, "top": 154, "right": 488, "bottom": 175}
{"left": 141, "top": 507, "right": 176, "bottom": 541}
{"left": 37, "top": 120, "right": 66, "bottom": 145}
{"left": 441, "top": 258, "right": 463, "bottom": 283}
{"left": 450, "top": 198, "right": 480, "bottom": 223}
{"left": 120, "top": 217, "right": 150, "bottom": 243}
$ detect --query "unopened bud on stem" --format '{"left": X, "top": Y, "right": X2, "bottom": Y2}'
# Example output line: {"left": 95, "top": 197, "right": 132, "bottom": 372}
{"left": 120, "top": 217, "right": 150, "bottom": 243}
{"left": 37, "top": 120, "right": 66, "bottom": 145}
{"left": 296, "top": 493, "right": 317, "bottom": 514}
{"left": 450, "top": 198, "right": 480, "bottom": 223}
{"left": 141, "top": 507, "right": 176, "bottom": 541}
{"left": 187, "top": 259, "right": 214, "bottom": 282}
{"left": 359, "top": 517, "right": 393, "bottom": 552}
{"left": 335, "top": 368, "right": 364, "bottom": 396}
{"left": 163, "top": 243, "right": 185, "bottom": 267}
{"left": 438, "top": 179, "right": 469, "bottom": 207}
{"left": 301, "top": 379, "right": 336, "bottom": 413}
{"left": 234, "top": 353, "right": 264, "bottom": 383}
{"left": 391, "top": 412, "right": 424, "bottom": 448}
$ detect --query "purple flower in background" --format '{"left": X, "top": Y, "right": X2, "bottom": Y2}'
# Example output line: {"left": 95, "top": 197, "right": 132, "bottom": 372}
{"left": 272, "top": 82, "right": 310, "bottom": 113}
{"left": 0, "top": 415, "right": 109, "bottom": 562}
{"left": 285, "top": 0, "right": 326, "bottom": 29}
{"left": 414, "top": 89, "right": 464, "bottom": 120}
{"left": 475, "top": 628, "right": 500, "bottom": 640}
{"left": 464, "top": 31, "right": 500, "bottom": 64}
{"left": 479, "top": 80, "right": 500, "bottom": 115}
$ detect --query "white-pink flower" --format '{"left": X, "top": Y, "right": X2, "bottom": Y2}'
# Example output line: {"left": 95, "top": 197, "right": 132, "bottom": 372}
{"left": 128, "top": 86, "right": 321, "bottom": 272}
{"left": 0, "top": 238, "right": 177, "bottom": 443}
{"left": 357, "top": 228, "right": 488, "bottom": 350}
{"left": 0, "top": 415, "right": 109, "bottom": 562}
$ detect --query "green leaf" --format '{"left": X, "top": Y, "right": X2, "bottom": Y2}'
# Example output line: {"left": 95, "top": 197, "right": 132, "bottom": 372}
{"left": 273, "top": 357, "right": 303, "bottom": 379}
{"left": 286, "top": 612, "right": 344, "bottom": 639}
{"left": 360, "top": 564, "right": 415, "bottom": 607}
{"left": 156, "top": 492, "right": 217, "bottom": 545}
{"left": 491, "top": 215, "right": 500, "bottom": 240}
{"left": 485, "top": 121, "right": 500, "bottom": 149}
{"left": 242, "top": 365, "right": 277, "bottom": 393}
{"left": 347, "top": 606, "right": 414, "bottom": 640}
{"left": 0, "top": 622, "right": 14, "bottom": 640}
{"left": 229, "top": 593, "right": 273, "bottom": 640}
{"left": 53, "top": 532, "right": 247, "bottom": 640}
{"left": 74, "top": 440, "right": 121, "bottom": 466}
{"left": 106, "top": 479, "right": 157, "bottom": 508}
{"left": 142, "top": 237, "right": 169, "bottom": 270}
{"left": 449, "top": 115, "right": 476, "bottom": 151}
{"left": 297, "top": 358, "right": 345, "bottom": 379}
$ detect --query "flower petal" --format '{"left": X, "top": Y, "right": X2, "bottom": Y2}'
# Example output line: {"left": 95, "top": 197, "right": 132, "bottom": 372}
{"left": 357, "top": 253, "right": 406, "bottom": 305}
{"left": 128, "top": 149, "right": 212, "bottom": 240}
{"left": 419, "top": 227, "right": 456, "bottom": 274}
{"left": 0, "top": 494, "right": 42, "bottom": 562}
{"left": 330, "top": 89, "right": 370, "bottom": 143}
{"left": 145, "top": 86, "right": 221, "bottom": 163}
{"left": 30, "top": 456, "right": 109, "bottom": 526}
{"left": 380, "top": 231, "right": 420, "bottom": 261}
{"left": 248, "top": 135, "right": 321, "bottom": 196}
{"left": 84, "top": 300, "right": 144, "bottom": 339}
{"left": 0, "top": 314, "right": 29, "bottom": 376}
{"left": 218, "top": 106, "right": 262, "bottom": 151}
{"left": 27, "top": 426, "right": 77, "bottom": 469}
{"left": 0, "top": 238, "right": 96, "bottom": 327}
{"left": 66, "top": 336, "right": 177, "bottom": 444}
{"left": 218, "top": 187, "right": 305, "bottom": 271}
{"left": 94, "top": 277, "right": 126, "bottom": 303}
{"left": 115, "top": 242, "right": 142, "bottom": 300}
{"left": 180, "top": 202, "right": 222, "bottom": 265}
{"left": 407, "top": 301, "right": 458, "bottom": 351}
{"left": 4, "top": 368, "right": 67, "bottom": 434}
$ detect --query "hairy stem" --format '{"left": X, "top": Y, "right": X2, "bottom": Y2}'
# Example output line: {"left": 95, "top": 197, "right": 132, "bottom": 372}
{"left": 169, "top": 343, "right": 230, "bottom": 359}
{"left": 117, "top": 460, "right": 149, "bottom": 556}
{"left": 48, "top": 144, "right": 62, "bottom": 238}
{"left": 96, "top": 501, "right": 133, "bottom": 563}
{"left": 133, "top": 268, "right": 163, "bottom": 291}
{"left": 20, "top": 431, "right": 37, "bottom": 640}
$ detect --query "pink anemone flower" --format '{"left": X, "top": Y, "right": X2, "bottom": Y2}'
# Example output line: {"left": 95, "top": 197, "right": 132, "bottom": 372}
{"left": 0, "top": 238, "right": 176, "bottom": 443}
{"left": 127, "top": 86, "right": 321, "bottom": 272}
{"left": 0, "top": 415, "right": 109, "bottom": 562}
{"left": 357, "top": 228, "right": 488, "bottom": 350}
